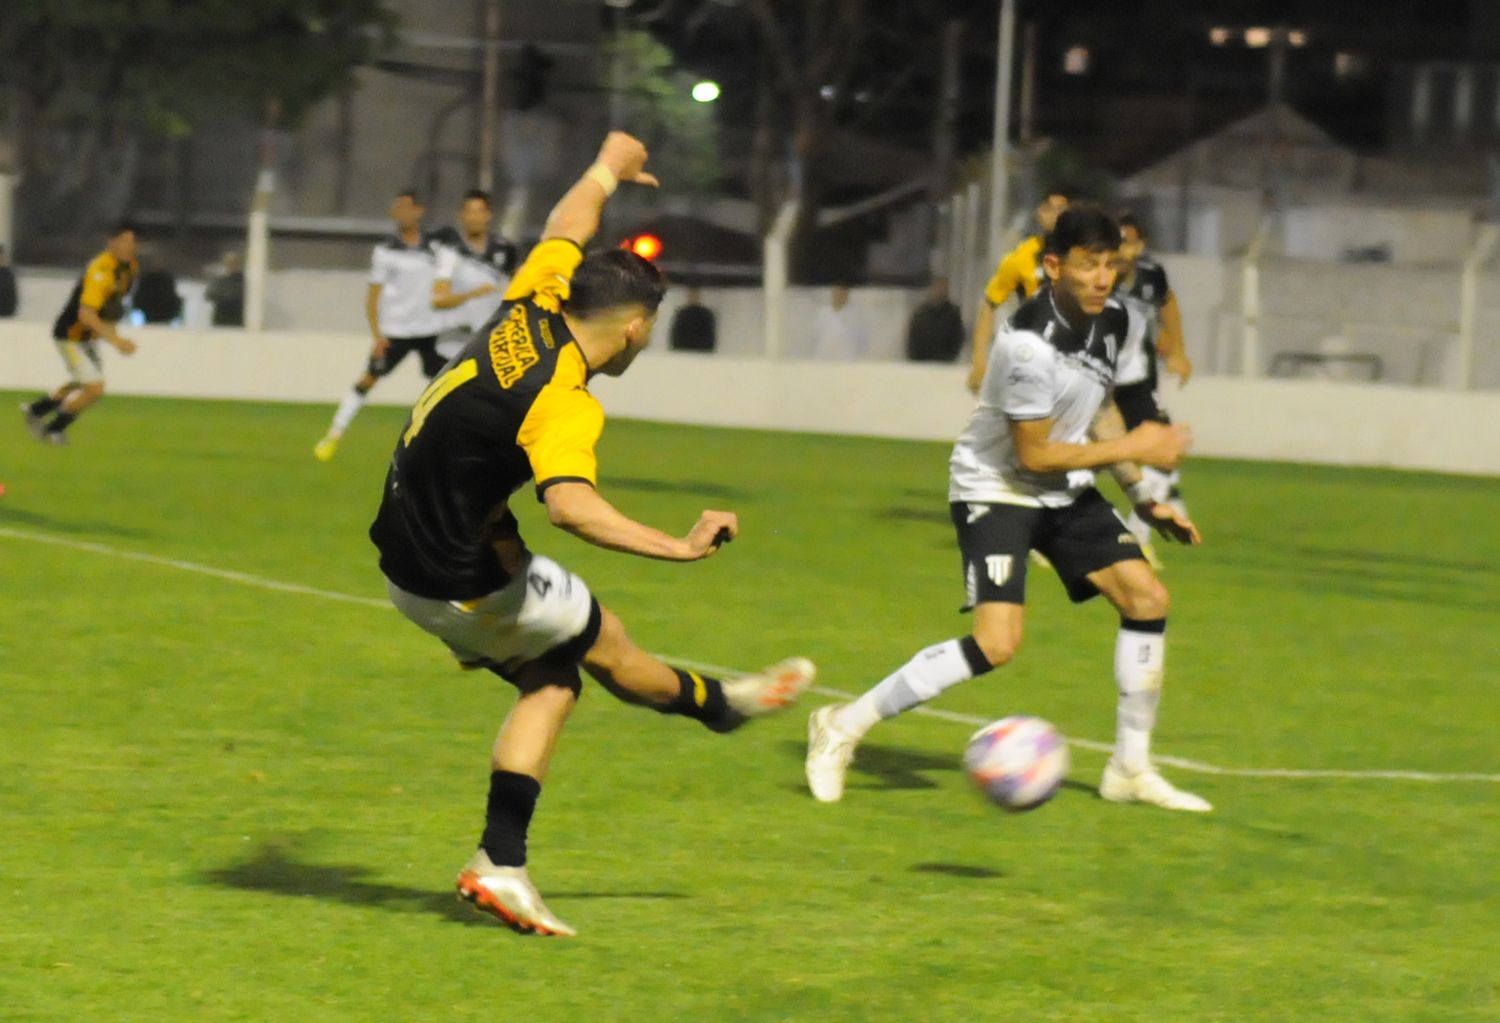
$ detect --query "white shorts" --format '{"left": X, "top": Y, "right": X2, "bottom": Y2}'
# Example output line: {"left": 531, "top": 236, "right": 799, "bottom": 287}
{"left": 386, "top": 554, "right": 598, "bottom": 681}
{"left": 56, "top": 340, "right": 105, "bottom": 386}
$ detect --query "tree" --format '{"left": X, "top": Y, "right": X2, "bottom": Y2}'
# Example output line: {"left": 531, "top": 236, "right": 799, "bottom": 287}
{"left": 0, "top": 0, "right": 395, "bottom": 246}
{"left": 602, "top": 30, "right": 721, "bottom": 197}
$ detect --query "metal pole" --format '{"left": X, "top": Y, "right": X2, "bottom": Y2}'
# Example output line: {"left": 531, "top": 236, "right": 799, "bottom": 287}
{"left": 763, "top": 200, "right": 800, "bottom": 359}
{"left": 987, "top": 0, "right": 1016, "bottom": 269}
{"left": 931, "top": 19, "right": 962, "bottom": 276}
{"left": 1457, "top": 223, "right": 1500, "bottom": 389}
{"left": 477, "top": 0, "right": 502, "bottom": 192}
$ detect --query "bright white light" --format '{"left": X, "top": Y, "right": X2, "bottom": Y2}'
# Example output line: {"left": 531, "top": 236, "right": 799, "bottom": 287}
{"left": 819, "top": 85, "right": 835, "bottom": 100}
{"left": 691, "top": 80, "right": 721, "bottom": 103}
{"left": 1063, "top": 45, "right": 1090, "bottom": 75}
{"left": 1208, "top": 27, "right": 1232, "bottom": 46}
{"left": 1244, "top": 26, "right": 1272, "bottom": 47}
{"left": 1289, "top": 29, "right": 1308, "bottom": 47}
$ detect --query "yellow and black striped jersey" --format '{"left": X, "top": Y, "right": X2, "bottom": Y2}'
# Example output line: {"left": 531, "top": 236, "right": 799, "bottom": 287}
{"left": 370, "top": 238, "right": 604, "bottom": 599}
{"left": 52, "top": 250, "right": 137, "bottom": 341}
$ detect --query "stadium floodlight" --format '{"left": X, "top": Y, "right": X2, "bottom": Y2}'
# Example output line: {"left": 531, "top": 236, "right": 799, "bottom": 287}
{"left": 691, "top": 80, "right": 721, "bottom": 103}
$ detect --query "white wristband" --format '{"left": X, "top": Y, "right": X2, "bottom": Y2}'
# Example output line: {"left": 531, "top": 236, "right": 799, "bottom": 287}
{"left": 1126, "top": 479, "right": 1160, "bottom": 505}
{"left": 584, "top": 162, "right": 619, "bottom": 196}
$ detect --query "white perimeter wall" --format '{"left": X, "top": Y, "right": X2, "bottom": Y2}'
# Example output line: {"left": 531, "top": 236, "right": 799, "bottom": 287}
{"left": 2, "top": 321, "right": 1498, "bottom": 477}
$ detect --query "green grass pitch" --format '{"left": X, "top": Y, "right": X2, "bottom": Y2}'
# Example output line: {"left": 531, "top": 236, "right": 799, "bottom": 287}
{"left": 2, "top": 391, "right": 1497, "bottom": 1022}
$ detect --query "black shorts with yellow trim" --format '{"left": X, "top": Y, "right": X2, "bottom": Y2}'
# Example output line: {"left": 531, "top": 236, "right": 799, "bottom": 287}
{"left": 952, "top": 488, "right": 1145, "bottom": 607}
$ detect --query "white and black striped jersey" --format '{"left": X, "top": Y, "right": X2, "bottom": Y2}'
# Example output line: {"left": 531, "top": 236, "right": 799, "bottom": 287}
{"left": 949, "top": 290, "right": 1133, "bottom": 508}
{"left": 1114, "top": 255, "right": 1170, "bottom": 386}
{"left": 434, "top": 230, "right": 519, "bottom": 333}
{"left": 369, "top": 231, "right": 444, "bottom": 338}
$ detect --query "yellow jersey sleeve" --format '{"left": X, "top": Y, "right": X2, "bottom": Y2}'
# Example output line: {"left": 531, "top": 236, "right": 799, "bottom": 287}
{"left": 503, "top": 238, "right": 585, "bottom": 313}
{"left": 984, "top": 238, "right": 1043, "bottom": 306}
{"left": 78, "top": 254, "right": 118, "bottom": 311}
{"left": 517, "top": 381, "right": 605, "bottom": 491}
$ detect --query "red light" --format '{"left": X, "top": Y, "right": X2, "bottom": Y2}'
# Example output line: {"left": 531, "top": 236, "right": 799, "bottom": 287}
{"left": 625, "top": 233, "right": 662, "bottom": 261}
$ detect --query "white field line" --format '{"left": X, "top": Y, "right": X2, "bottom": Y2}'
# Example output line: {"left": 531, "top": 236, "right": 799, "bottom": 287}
{"left": 4, "top": 523, "right": 1498, "bottom": 786}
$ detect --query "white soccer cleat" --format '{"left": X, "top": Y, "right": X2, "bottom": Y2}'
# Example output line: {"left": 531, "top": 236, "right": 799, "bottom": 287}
{"left": 455, "top": 849, "right": 576, "bottom": 937}
{"left": 1099, "top": 761, "right": 1212, "bottom": 813}
{"left": 805, "top": 704, "right": 860, "bottom": 803}
{"left": 722, "top": 657, "right": 816, "bottom": 719}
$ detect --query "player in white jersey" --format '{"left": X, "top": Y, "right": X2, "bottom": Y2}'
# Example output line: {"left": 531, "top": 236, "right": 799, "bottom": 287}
{"left": 431, "top": 189, "right": 518, "bottom": 360}
{"left": 315, "top": 189, "right": 446, "bottom": 462}
{"left": 1113, "top": 214, "right": 1192, "bottom": 555}
{"left": 807, "top": 206, "right": 1214, "bottom": 812}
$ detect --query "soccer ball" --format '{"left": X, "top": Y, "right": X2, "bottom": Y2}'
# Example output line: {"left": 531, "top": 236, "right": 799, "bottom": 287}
{"left": 963, "top": 716, "right": 1069, "bottom": 811}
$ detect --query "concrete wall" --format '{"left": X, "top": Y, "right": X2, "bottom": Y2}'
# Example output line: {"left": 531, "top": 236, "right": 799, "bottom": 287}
{"left": 3, "top": 321, "right": 1498, "bottom": 477}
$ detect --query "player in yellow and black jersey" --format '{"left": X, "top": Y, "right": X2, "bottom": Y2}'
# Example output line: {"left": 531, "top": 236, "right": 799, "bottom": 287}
{"left": 20, "top": 221, "right": 140, "bottom": 444}
{"left": 965, "top": 189, "right": 1069, "bottom": 393}
{"left": 369, "top": 132, "right": 815, "bottom": 938}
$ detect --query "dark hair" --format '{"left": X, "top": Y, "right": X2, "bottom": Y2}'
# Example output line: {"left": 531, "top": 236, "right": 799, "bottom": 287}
{"left": 462, "top": 189, "right": 492, "bottom": 207}
{"left": 566, "top": 248, "right": 667, "bottom": 318}
{"left": 395, "top": 188, "right": 422, "bottom": 203}
{"left": 109, "top": 219, "right": 139, "bottom": 238}
{"left": 1044, "top": 204, "right": 1120, "bottom": 256}
{"left": 1043, "top": 183, "right": 1075, "bottom": 202}
{"left": 1116, "top": 211, "right": 1144, "bottom": 236}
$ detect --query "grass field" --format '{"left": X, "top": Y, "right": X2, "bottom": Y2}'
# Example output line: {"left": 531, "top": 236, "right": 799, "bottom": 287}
{"left": 2, "top": 390, "right": 1497, "bottom": 1022}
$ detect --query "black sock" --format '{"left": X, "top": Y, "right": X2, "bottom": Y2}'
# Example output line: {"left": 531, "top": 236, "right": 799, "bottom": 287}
{"left": 658, "top": 668, "right": 740, "bottom": 733}
{"left": 480, "top": 770, "right": 541, "bottom": 867}
{"left": 47, "top": 411, "right": 77, "bottom": 434}
{"left": 29, "top": 397, "right": 61, "bottom": 417}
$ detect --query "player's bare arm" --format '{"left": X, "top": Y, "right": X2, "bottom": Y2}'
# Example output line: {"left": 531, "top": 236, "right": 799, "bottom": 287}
{"left": 365, "top": 283, "right": 388, "bottom": 356}
{"left": 77, "top": 304, "right": 135, "bottom": 354}
{"left": 432, "top": 279, "right": 496, "bottom": 309}
{"left": 1089, "top": 402, "right": 1201, "bottom": 545}
{"left": 966, "top": 302, "right": 995, "bottom": 393}
{"left": 1011, "top": 414, "right": 1191, "bottom": 474}
{"left": 1157, "top": 290, "right": 1192, "bottom": 385}
{"left": 543, "top": 481, "right": 735, "bottom": 561}
{"left": 542, "top": 132, "right": 660, "bottom": 249}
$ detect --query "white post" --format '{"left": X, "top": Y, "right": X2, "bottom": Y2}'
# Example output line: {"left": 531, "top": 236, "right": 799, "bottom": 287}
{"left": 963, "top": 179, "right": 985, "bottom": 318}
{"left": 244, "top": 168, "right": 273, "bottom": 332}
{"left": 762, "top": 200, "right": 799, "bottom": 359}
{"left": 1240, "top": 217, "right": 1270, "bottom": 378}
{"left": 0, "top": 171, "right": 15, "bottom": 256}
{"left": 477, "top": 0, "right": 502, "bottom": 192}
{"left": 987, "top": 0, "right": 1015, "bottom": 269}
{"left": 1457, "top": 222, "right": 1500, "bottom": 389}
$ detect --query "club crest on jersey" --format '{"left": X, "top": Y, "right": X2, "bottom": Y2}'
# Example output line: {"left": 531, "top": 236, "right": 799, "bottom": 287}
{"left": 985, "top": 555, "right": 1013, "bottom": 586}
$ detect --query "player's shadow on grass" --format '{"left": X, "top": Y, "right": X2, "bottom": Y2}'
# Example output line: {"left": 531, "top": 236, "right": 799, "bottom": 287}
{"left": 608, "top": 476, "right": 747, "bottom": 501}
{"left": 201, "top": 843, "right": 686, "bottom": 926}
{"left": 875, "top": 506, "right": 953, "bottom": 529}
{"left": 0, "top": 506, "right": 152, "bottom": 540}
{"left": 781, "top": 739, "right": 957, "bottom": 792}
{"left": 911, "top": 862, "right": 1005, "bottom": 879}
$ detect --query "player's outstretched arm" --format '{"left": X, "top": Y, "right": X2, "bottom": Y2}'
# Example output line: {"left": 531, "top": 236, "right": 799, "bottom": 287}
{"left": 543, "top": 482, "right": 734, "bottom": 562}
{"left": 541, "top": 132, "right": 660, "bottom": 249}
{"left": 1012, "top": 414, "right": 1191, "bottom": 475}
{"left": 78, "top": 304, "right": 135, "bottom": 354}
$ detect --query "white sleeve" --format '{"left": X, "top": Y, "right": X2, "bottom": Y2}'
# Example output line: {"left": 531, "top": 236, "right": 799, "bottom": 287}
{"left": 433, "top": 244, "right": 458, "bottom": 284}
{"left": 985, "top": 329, "right": 1056, "bottom": 420}
{"left": 368, "top": 245, "right": 392, "bottom": 286}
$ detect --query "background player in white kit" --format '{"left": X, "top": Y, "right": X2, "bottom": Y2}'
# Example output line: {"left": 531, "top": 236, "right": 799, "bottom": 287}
{"left": 315, "top": 189, "right": 445, "bottom": 461}
{"left": 806, "top": 206, "right": 1213, "bottom": 812}
{"left": 431, "top": 189, "right": 517, "bottom": 361}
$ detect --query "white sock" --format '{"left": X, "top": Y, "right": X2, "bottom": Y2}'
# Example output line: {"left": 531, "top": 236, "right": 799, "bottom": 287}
{"left": 832, "top": 638, "right": 991, "bottom": 740}
{"left": 329, "top": 389, "right": 366, "bottom": 436}
{"left": 1114, "top": 622, "right": 1165, "bottom": 774}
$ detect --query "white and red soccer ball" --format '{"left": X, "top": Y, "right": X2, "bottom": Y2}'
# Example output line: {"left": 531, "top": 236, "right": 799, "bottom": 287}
{"left": 963, "top": 715, "right": 1069, "bottom": 811}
